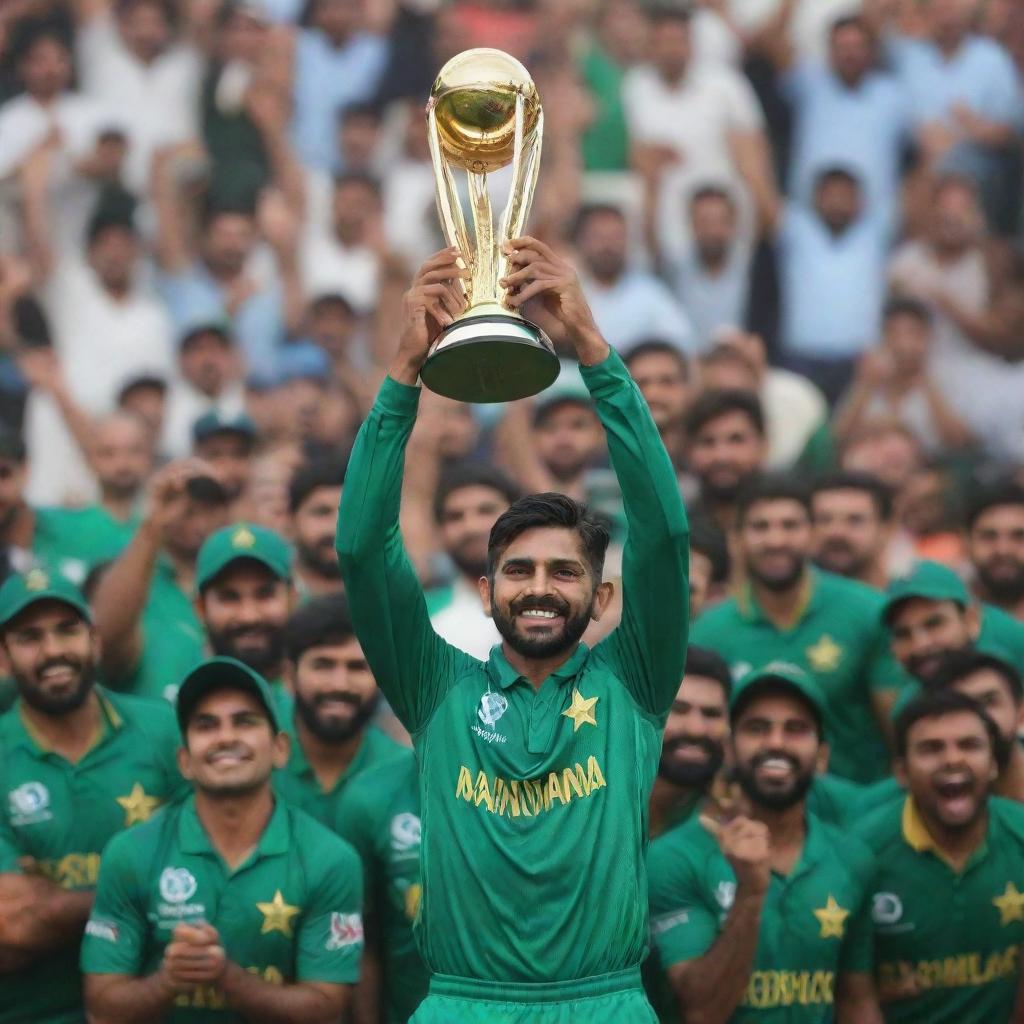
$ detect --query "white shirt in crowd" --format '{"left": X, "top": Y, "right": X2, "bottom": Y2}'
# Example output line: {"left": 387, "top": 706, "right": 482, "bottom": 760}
{"left": 161, "top": 378, "right": 249, "bottom": 460}
{"left": 429, "top": 575, "right": 501, "bottom": 662}
{"left": 582, "top": 271, "right": 694, "bottom": 354}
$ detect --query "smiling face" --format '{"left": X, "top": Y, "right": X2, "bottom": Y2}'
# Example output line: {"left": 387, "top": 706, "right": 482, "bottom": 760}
{"left": 659, "top": 673, "right": 729, "bottom": 787}
{"left": 687, "top": 411, "right": 765, "bottom": 504}
{"left": 199, "top": 562, "right": 293, "bottom": 677}
{"left": 888, "top": 598, "right": 978, "bottom": 682}
{"left": 738, "top": 498, "right": 812, "bottom": 593}
{"left": 292, "top": 636, "right": 379, "bottom": 743}
{"left": 293, "top": 485, "right": 343, "bottom": 580}
{"left": 952, "top": 668, "right": 1024, "bottom": 748}
{"left": 731, "top": 689, "right": 823, "bottom": 811}
{"left": 811, "top": 487, "right": 887, "bottom": 580}
{"left": 481, "top": 526, "right": 611, "bottom": 660}
{"left": 898, "top": 709, "right": 997, "bottom": 832}
{"left": 180, "top": 688, "right": 288, "bottom": 796}
{"left": 968, "top": 504, "right": 1024, "bottom": 607}
{"left": 2, "top": 601, "right": 97, "bottom": 715}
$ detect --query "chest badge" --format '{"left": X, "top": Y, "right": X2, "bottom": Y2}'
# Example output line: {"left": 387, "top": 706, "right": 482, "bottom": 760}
{"left": 257, "top": 890, "right": 301, "bottom": 937}
{"left": 813, "top": 894, "right": 849, "bottom": 938}
{"left": 117, "top": 783, "right": 161, "bottom": 826}
{"left": 994, "top": 882, "right": 1024, "bottom": 925}
{"left": 806, "top": 634, "right": 843, "bottom": 672}
{"left": 562, "top": 689, "right": 598, "bottom": 732}
{"left": 478, "top": 688, "right": 508, "bottom": 726}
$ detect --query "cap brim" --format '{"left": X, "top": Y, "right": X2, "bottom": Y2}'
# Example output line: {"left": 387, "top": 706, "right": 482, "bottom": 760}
{"left": 176, "top": 658, "right": 279, "bottom": 733}
{"left": 731, "top": 674, "right": 824, "bottom": 726}
{"left": 197, "top": 552, "right": 290, "bottom": 593}
{"left": 881, "top": 588, "right": 967, "bottom": 625}
{"left": 0, "top": 591, "right": 92, "bottom": 630}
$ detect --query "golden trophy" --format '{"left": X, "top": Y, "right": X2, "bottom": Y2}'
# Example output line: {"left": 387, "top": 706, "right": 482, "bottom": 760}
{"left": 420, "top": 48, "right": 560, "bottom": 403}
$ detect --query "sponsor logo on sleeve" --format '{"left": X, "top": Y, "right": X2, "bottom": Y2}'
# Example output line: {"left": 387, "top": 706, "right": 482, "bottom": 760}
{"left": 389, "top": 813, "right": 421, "bottom": 855}
{"left": 85, "top": 919, "right": 120, "bottom": 943}
{"left": 326, "top": 912, "right": 364, "bottom": 951}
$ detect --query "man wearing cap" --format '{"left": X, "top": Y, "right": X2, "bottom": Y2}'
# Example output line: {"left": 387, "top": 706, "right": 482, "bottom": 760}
{"left": 92, "top": 459, "right": 231, "bottom": 701}
{"left": 855, "top": 690, "right": 1024, "bottom": 1022}
{"left": 338, "top": 245, "right": 689, "bottom": 1021}
{"left": 274, "top": 593, "right": 404, "bottom": 825}
{"left": 193, "top": 522, "right": 296, "bottom": 704}
{"left": 0, "top": 569, "right": 184, "bottom": 1024}
{"left": 81, "top": 656, "right": 364, "bottom": 1022}
{"left": 648, "top": 663, "right": 882, "bottom": 1023}
{"left": 191, "top": 410, "right": 258, "bottom": 518}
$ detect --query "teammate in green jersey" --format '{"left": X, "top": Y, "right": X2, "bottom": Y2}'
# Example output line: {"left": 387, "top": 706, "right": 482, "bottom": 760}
{"left": 0, "top": 569, "right": 185, "bottom": 1024}
{"left": 335, "top": 747, "right": 427, "bottom": 1024}
{"left": 856, "top": 689, "right": 1024, "bottom": 1022}
{"left": 274, "top": 594, "right": 405, "bottom": 824}
{"left": 81, "top": 657, "right": 364, "bottom": 1023}
{"left": 648, "top": 664, "right": 882, "bottom": 1023}
{"left": 690, "top": 475, "right": 898, "bottom": 782}
{"left": 337, "top": 242, "right": 690, "bottom": 1022}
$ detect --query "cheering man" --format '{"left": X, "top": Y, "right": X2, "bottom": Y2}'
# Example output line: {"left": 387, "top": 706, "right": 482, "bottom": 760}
{"left": 337, "top": 241, "right": 689, "bottom": 1022}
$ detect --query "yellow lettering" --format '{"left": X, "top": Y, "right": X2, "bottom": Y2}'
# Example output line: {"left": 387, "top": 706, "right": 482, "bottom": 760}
{"left": 455, "top": 766, "right": 474, "bottom": 801}
{"left": 563, "top": 764, "right": 589, "bottom": 799}
{"left": 451, "top": 758, "right": 608, "bottom": 818}
{"left": 523, "top": 780, "right": 545, "bottom": 816}
{"left": 547, "top": 772, "right": 566, "bottom": 806}
{"left": 508, "top": 779, "right": 525, "bottom": 817}
{"left": 586, "top": 756, "right": 606, "bottom": 792}
{"left": 474, "top": 772, "right": 494, "bottom": 813}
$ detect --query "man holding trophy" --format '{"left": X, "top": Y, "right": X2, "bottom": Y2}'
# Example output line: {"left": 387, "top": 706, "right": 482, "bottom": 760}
{"left": 336, "top": 49, "right": 690, "bottom": 1022}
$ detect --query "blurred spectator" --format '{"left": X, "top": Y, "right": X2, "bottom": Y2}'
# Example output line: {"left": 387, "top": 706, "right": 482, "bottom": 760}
{"left": 623, "top": 340, "right": 692, "bottom": 471}
{"left": 287, "top": 457, "right": 345, "bottom": 598}
{"left": 688, "top": 517, "right": 731, "bottom": 618}
{"left": 288, "top": 0, "right": 389, "bottom": 172}
{"left": 840, "top": 417, "right": 925, "bottom": 498}
{"left": 529, "top": 390, "right": 606, "bottom": 504}
{"left": 116, "top": 372, "right": 167, "bottom": 443}
{"left": 72, "top": 0, "right": 204, "bottom": 194}
{"left": 773, "top": 166, "right": 890, "bottom": 403}
{"left": 834, "top": 296, "right": 973, "bottom": 455}
{"left": 574, "top": 204, "right": 693, "bottom": 353}
{"left": 966, "top": 480, "right": 1024, "bottom": 621}
{"left": 191, "top": 408, "right": 257, "bottom": 517}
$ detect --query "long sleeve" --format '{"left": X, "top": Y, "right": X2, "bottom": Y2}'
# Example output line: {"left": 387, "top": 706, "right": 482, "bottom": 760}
{"left": 336, "top": 376, "right": 473, "bottom": 733}
{"left": 587, "top": 349, "right": 690, "bottom": 717}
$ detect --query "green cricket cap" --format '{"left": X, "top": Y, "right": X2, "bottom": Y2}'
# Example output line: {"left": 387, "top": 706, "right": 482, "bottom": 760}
{"left": 195, "top": 523, "right": 293, "bottom": 592}
{"left": 175, "top": 656, "right": 280, "bottom": 733}
{"left": 0, "top": 568, "right": 92, "bottom": 629}
{"left": 730, "top": 661, "right": 826, "bottom": 726}
{"left": 882, "top": 560, "right": 971, "bottom": 625}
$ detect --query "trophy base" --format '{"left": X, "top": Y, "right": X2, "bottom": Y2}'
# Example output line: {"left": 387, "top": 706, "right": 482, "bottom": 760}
{"left": 420, "top": 313, "right": 560, "bottom": 403}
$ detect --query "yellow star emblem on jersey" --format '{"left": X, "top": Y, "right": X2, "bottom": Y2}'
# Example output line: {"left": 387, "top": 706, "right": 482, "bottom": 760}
{"left": 562, "top": 689, "right": 598, "bottom": 732}
{"left": 24, "top": 569, "right": 49, "bottom": 591}
{"left": 257, "top": 890, "right": 301, "bottom": 937}
{"left": 813, "top": 895, "right": 849, "bottom": 938}
{"left": 993, "top": 882, "right": 1024, "bottom": 925}
{"left": 806, "top": 635, "right": 843, "bottom": 672}
{"left": 232, "top": 526, "right": 256, "bottom": 549}
{"left": 116, "top": 783, "right": 161, "bottom": 826}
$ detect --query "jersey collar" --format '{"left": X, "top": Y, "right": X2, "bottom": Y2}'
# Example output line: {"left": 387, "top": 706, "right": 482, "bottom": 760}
{"left": 486, "top": 642, "right": 591, "bottom": 691}
{"left": 11, "top": 688, "right": 123, "bottom": 757}
{"left": 901, "top": 796, "right": 988, "bottom": 872}
{"left": 178, "top": 793, "right": 290, "bottom": 865}
{"left": 736, "top": 568, "right": 819, "bottom": 630}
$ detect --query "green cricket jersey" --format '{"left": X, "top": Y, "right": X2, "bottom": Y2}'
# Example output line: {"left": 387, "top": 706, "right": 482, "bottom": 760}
{"left": 0, "top": 690, "right": 185, "bottom": 1024}
{"left": 336, "top": 349, "right": 689, "bottom": 986}
{"left": 273, "top": 721, "right": 406, "bottom": 827}
{"left": 335, "top": 748, "right": 428, "bottom": 1023}
{"left": 856, "top": 796, "right": 1024, "bottom": 1023}
{"left": 32, "top": 505, "right": 137, "bottom": 586}
{"left": 691, "top": 571, "right": 895, "bottom": 782}
{"left": 80, "top": 795, "right": 365, "bottom": 1022}
{"left": 648, "top": 813, "right": 875, "bottom": 1022}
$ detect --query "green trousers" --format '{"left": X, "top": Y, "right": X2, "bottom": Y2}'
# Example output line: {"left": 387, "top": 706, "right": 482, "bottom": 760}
{"left": 410, "top": 967, "right": 657, "bottom": 1023}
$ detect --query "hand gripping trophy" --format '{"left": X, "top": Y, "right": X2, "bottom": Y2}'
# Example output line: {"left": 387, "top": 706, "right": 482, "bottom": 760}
{"left": 419, "top": 48, "right": 561, "bottom": 403}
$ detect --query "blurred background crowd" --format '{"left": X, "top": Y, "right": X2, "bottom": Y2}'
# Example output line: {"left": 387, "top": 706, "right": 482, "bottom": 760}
{"left": 0, "top": 0, "right": 1023, "bottom": 621}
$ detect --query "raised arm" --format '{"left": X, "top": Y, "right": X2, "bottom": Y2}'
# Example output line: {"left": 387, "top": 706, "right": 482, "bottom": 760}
{"left": 336, "top": 250, "right": 474, "bottom": 731}
{"left": 502, "top": 236, "right": 690, "bottom": 716}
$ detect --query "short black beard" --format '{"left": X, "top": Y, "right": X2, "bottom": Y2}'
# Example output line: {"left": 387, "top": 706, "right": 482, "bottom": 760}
{"left": 658, "top": 736, "right": 724, "bottom": 788}
{"left": 448, "top": 544, "right": 488, "bottom": 582}
{"left": 294, "top": 691, "right": 380, "bottom": 744}
{"left": 748, "top": 556, "right": 806, "bottom": 593}
{"left": 699, "top": 475, "right": 744, "bottom": 506}
{"left": 733, "top": 752, "right": 814, "bottom": 811}
{"left": 491, "top": 591, "right": 593, "bottom": 660}
{"left": 297, "top": 539, "right": 342, "bottom": 580}
{"left": 17, "top": 659, "right": 95, "bottom": 716}
{"left": 813, "top": 543, "right": 870, "bottom": 580}
{"left": 208, "top": 626, "right": 286, "bottom": 678}
{"left": 977, "top": 563, "right": 1024, "bottom": 606}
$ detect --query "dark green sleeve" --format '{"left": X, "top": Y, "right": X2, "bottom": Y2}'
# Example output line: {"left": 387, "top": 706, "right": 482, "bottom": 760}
{"left": 336, "top": 376, "right": 474, "bottom": 733}
{"left": 79, "top": 833, "right": 147, "bottom": 975}
{"left": 587, "top": 350, "right": 690, "bottom": 716}
{"left": 648, "top": 832, "right": 719, "bottom": 966}
{"left": 334, "top": 778, "right": 381, "bottom": 899}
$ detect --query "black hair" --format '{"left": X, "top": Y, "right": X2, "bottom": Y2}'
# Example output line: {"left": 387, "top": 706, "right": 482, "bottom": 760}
{"left": 332, "top": 170, "right": 382, "bottom": 199}
{"left": 433, "top": 463, "right": 521, "bottom": 525}
{"left": 570, "top": 203, "right": 626, "bottom": 242}
{"left": 284, "top": 593, "right": 355, "bottom": 663}
{"left": 533, "top": 395, "right": 596, "bottom": 430}
{"left": 649, "top": 5, "right": 693, "bottom": 27}
{"left": 487, "top": 492, "right": 610, "bottom": 581}
{"left": 929, "top": 649, "right": 1024, "bottom": 704}
{"left": 685, "top": 388, "right": 765, "bottom": 440}
{"left": 811, "top": 469, "right": 894, "bottom": 521}
{"left": 829, "top": 13, "right": 872, "bottom": 38}
{"left": 814, "top": 166, "right": 861, "bottom": 190}
{"left": 894, "top": 688, "right": 1003, "bottom": 761}
{"left": 684, "top": 645, "right": 733, "bottom": 700}
{"left": 12, "top": 18, "right": 72, "bottom": 62}
{"left": 622, "top": 339, "right": 689, "bottom": 380}
{"left": 0, "top": 428, "right": 27, "bottom": 464}
{"left": 117, "top": 374, "right": 167, "bottom": 404}
{"left": 200, "top": 199, "right": 256, "bottom": 229}
{"left": 689, "top": 184, "right": 736, "bottom": 211}
{"left": 883, "top": 295, "right": 933, "bottom": 328}
{"left": 966, "top": 479, "right": 1024, "bottom": 531}
{"left": 309, "top": 292, "right": 357, "bottom": 318}
{"left": 339, "top": 101, "right": 381, "bottom": 125}
{"left": 735, "top": 473, "right": 812, "bottom": 528}
{"left": 690, "top": 517, "right": 730, "bottom": 583}
{"left": 288, "top": 458, "right": 347, "bottom": 515}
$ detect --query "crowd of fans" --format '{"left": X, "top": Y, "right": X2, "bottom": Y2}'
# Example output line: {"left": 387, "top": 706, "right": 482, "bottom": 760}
{"left": 1, "top": 0, "right": 1024, "bottom": 1020}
